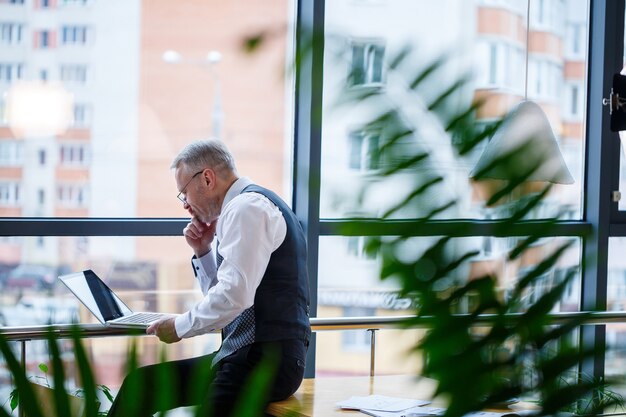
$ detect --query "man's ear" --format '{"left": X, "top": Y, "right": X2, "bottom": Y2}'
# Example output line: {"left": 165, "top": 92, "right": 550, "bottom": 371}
{"left": 203, "top": 169, "right": 217, "bottom": 189}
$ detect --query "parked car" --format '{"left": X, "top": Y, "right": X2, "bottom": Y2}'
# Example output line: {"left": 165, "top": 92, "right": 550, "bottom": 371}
{"left": 0, "top": 263, "right": 18, "bottom": 288}
{"left": 4, "top": 265, "right": 57, "bottom": 291}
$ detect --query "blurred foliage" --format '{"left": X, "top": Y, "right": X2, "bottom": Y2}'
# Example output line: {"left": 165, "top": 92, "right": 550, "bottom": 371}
{"left": 0, "top": 18, "right": 619, "bottom": 417}
{"left": 0, "top": 327, "right": 101, "bottom": 417}
{"left": 244, "top": 24, "right": 622, "bottom": 417}
{"left": 0, "top": 22, "right": 613, "bottom": 417}
{"left": 339, "top": 43, "right": 615, "bottom": 417}
{"left": 0, "top": 328, "right": 281, "bottom": 417}
{"left": 556, "top": 372, "right": 625, "bottom": 416}
{"left": 8, "top": 361, "right": 112, "bottom": 417}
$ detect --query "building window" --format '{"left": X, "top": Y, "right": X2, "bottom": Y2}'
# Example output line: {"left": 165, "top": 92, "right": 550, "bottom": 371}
{"left": 61, "top": 25, "right": 90, "bottom": 45}
{"left": 59, "top": 143, "right": 89, "bottom": 166}
{"left": 0, "top": 182, "right": 20, "bottom": 206}
{"left": 60, "top": 64, "right": 88, "bottom": 84}
{"left": 530, "top": 0, "right": 566, "bottom": 33}
{"left": 488, "top": 43, "right": 497, "bottom": 84}
{"left": 39, "top": 69, "right": 48, "bottom": 81}
{"left": 0, "top": 63, "right": 23, "bottom": 82}
{"left": 572, "top": 23, "right": 582, "bottom": 55}
{"left": 477, "top": 40, "right": 524, "bottom": 93}
{"left": 349, "top": 129, "right": 380, "bottom": 171}
{"left": 40, "top": 31, "right": 49, "bottom": 47}
{"left": 0, "top": 141, "right": 24, "bottom": 166}
{"left": 349, "top": 40, "right": 385, "bottom": 87}
{"left": 73, "top": 103, "right": 92, "bottom": 127}
{"left": 38, "top": 188, "right": 45, "bottom": 205}
{"left": 528, "top": 58, "right": 562, "bottom": 100}
{"left": 570, "top": 85, "right": 579, "bottom": 116}
{"left": 38, "top": 149, "right": 46, "bottom": 166}
{"left": 536, "top": 0, "right": 546, "bottom": 24}
{"left": 34, "top": 30, "right": 55, "bottom": 49}
{"left": 57, "top": 183, "right": 88, "bottom": 207}
{"left": 0, "top": 22, "right": 23, "bottom": 45}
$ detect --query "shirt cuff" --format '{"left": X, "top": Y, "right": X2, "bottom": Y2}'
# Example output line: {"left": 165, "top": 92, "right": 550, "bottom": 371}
{"left": 196, "top": 249, "right": 217, "bottom": 276}
{"left": 174, "top": 312, "right": 192, "bottom": 338}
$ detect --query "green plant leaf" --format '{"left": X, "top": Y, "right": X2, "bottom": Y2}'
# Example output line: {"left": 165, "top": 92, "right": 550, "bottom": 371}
{"left": 0, "top": 331, "right": 44, "bottom": 417}
{"left": 321, "top": 33, "right": 604, "bottom": 417}
{"left": 47, "top": 328, "right": 72, "bottom": 417}
{"left": 71, "top": 325, "right": 100, "bottom": 417}
{"left": 9, "top": 389, "right": 18, "bottom": 412}
{"left": 98, "top": 384, "right": 115, "bottom": 404}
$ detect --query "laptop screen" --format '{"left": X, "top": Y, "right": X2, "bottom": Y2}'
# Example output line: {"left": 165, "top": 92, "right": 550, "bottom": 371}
{"left": 59, "top": 270, "right": 132, "bottom": 323}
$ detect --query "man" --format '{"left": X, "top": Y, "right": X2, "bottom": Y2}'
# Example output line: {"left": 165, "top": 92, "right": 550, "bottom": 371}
{"left": 107, "top": 139, "right": 311, "bottom": 417}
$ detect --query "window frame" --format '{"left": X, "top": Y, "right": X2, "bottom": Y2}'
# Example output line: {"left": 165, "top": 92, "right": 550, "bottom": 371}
{"left": 0, "top": 0, "right": 622, "bottom": 382}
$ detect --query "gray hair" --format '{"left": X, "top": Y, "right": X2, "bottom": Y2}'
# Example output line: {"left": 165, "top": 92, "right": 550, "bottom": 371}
{"left": 171, "top": 139, "right": 236, "bottom": 177}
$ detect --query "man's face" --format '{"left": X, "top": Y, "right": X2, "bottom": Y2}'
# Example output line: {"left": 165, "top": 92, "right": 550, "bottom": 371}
{"left": 175, "top": 166, "right": 221, "bottom": 223}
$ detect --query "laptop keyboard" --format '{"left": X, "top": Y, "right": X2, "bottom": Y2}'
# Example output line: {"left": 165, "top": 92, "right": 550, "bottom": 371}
{"left": 115, "top": 312, "right": 164, "bottom": 324}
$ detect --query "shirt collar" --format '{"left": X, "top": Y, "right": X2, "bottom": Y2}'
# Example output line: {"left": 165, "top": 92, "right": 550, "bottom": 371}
{"left": 221, "top": 177, "right": 253, "bottom": 211}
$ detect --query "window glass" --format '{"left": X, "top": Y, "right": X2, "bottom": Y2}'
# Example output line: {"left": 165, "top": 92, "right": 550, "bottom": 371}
{"left": 606, "top": 237, "right": 626, "bottom": 394}
{"left": 0, "top": 235, "right": 221, "bottom": 402}
{"left": 0, "top": 0, "right": 293, "bottom": 219}
{"left": 0, "top": 236, "right": 206, "bottom": 323}
{"left": 318, "top": 233, "right": 582, "bottom": 375}
{"left": 320, "top": 0, "right": 587, "bottom": 220}
{"left": 605, "top": 323, "right": 626, "bottom": 397}
{"left": 318, "top": 235, "right": 581, "bottom": 317}
{"left": 315, "top": 329, "right": 425, "bottom": 376}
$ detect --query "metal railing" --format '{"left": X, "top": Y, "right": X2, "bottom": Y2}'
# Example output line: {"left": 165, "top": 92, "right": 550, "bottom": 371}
{"left": 3, "top": 311, "right": 626, "bottom": 378}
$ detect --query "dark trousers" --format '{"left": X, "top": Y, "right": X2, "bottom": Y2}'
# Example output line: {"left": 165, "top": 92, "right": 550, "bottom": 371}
{"left": 106, "top": 339, "right": 306, "bottom": 417}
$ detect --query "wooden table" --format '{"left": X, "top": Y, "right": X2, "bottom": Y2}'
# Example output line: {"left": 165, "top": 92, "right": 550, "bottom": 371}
{"left": 267, "top": 374, "right": 441, "bottom": 417}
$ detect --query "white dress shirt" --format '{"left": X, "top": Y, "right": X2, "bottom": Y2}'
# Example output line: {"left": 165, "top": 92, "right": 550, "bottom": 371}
{"left": 174, "top": 177, "right": 287, "bottom": 338}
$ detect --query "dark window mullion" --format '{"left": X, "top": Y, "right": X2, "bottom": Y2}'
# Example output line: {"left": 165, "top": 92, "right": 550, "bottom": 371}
{"left": 320, "top": 219, "right": 591, "bottom": 237}
{"left": 582, "top": 0, "right": 625, "bottom": 382}
{"left": 0, "top": 218, "right": 188, "bottom": 236}
{"left": 293, "top": 0, "right": 325, "bottom": 378}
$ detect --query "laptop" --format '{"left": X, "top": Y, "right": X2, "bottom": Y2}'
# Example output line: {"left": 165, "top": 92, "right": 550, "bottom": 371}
{"left": 59, "top": 269, "right": 170, "bottom": 329}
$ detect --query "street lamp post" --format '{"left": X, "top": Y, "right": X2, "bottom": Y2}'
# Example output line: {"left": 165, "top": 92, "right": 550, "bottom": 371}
{"left": 162, "top": 50, "right": 224, "bottom": 139}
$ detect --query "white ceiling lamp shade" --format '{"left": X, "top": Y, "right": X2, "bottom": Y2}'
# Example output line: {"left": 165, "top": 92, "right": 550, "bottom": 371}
{"left": 470, "top": 100, "right": 574, "bottom": 185}
{"left": 5, "top": 80, "right": 74, "bottom": 138}
{"left": 469, "top": 0, "right": 573, "bottom": 207}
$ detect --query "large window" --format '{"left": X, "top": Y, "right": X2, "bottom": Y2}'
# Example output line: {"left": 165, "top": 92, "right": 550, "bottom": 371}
{"left": 320, "top": 0, "right": 586, "bottom": 220}
{"left": 0, "top": 0, "right": 296, "bottom": 399}
{"left": 0, "top": 0, "right": 624, "bottom": 391}
{"left": 314, "top": 0, "right": 604, "bottom": 378}
{"left": 0, "top": 0, "right": 291, "bottom": 219}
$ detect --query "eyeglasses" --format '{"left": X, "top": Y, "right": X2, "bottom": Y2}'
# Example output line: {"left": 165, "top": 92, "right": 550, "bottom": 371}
{"left": 177, "top": 170, "right": 204, "bottom": 204}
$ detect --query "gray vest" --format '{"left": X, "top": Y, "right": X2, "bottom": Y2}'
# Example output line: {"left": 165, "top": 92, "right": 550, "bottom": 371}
{"left": 212, "top": 184, "right": 310, "bottom": 365}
